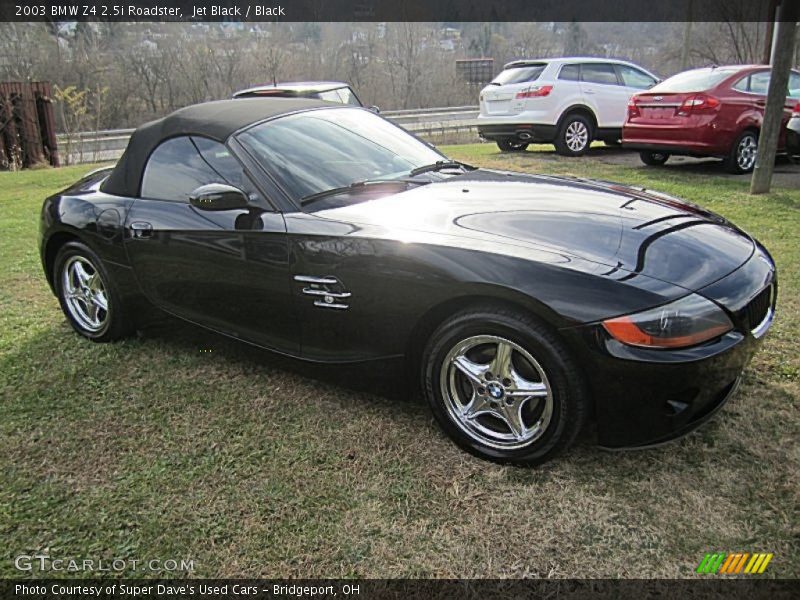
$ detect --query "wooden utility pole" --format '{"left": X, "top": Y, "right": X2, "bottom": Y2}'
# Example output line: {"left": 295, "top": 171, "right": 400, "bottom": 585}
{"left": 680, "top": 0, "right": 693, "bottom": 70}
{"left": 763, "top": 0, "right": 780, "bottom": 64}
{"left": 750, "top": 1, "right": 799, "bottom": 195}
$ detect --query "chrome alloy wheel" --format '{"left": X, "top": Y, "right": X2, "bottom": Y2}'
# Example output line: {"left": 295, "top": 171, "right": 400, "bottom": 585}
{"left": 737, "top": 134, "right": 758, "bottom": 171}
{"left": 62, "top": 255, "right": 109, "bottom": 333}
{"left": 565, "top": 120, "right": 589, "bottom": 152}
{"left": 440, "top": 335, "right": 553, "bottom": 450}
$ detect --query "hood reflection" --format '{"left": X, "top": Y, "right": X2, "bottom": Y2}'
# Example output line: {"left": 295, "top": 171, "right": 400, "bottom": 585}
{"left": 313, "top": 169, "right": 755, "bottom": 289}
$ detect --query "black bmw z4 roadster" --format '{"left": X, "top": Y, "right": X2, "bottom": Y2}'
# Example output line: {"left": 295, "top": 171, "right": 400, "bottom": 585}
{"left": 39, "top": 98, "right": 777, "bottom": 465}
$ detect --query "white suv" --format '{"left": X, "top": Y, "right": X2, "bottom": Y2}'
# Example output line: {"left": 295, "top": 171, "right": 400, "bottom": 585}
{"left": 477, "top": 57, "right": 659, "bottom": 155}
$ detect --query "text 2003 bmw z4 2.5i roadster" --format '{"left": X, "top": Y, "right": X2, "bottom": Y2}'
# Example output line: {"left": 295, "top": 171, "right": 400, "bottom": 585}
{"left": 39, "top": 98, "right": 777, "bottom": 465}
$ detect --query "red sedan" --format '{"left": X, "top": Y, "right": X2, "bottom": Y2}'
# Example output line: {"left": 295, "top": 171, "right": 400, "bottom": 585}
{"left": 623, "top": 65, "right": 800, "bottom": 173}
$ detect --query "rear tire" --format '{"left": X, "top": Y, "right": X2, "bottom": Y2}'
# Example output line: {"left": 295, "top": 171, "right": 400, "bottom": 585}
{"left": 54, "top": 241, "right": 133, "bottom": 342}
{"left": 554, "top": 114, "right": 593, "bottom": 156}
{"left": 724, "top": 130, "right": 758, "bottom": 174}
{"left": 421, "top": 305, "right": 588, "bottom": 466}
{"left": 497, "top": 138, "right": 529, "bottom": 152}
{"left": 639, "top": 151, "right": 670, "bottom": 166}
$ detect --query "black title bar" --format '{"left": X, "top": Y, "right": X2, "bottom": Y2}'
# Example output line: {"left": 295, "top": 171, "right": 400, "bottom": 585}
{"left": 0, "top": 0, "right": 787, "bottom": 23}
{"left": 4, "top": 579, "right": 800, "bottom": 600}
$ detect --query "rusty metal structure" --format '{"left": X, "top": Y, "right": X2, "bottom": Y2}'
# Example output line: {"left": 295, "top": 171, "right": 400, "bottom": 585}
{"left": 0, "top": 82, "right": 60, "bottom": 170}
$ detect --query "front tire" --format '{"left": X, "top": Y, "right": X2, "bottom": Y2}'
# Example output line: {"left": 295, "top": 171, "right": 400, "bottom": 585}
{"left": 724, "top": 130, "right": 758, "bottom": 174}
{"left": 421, "top": 306, "right": 588, "bottom": 465}
{"left": 554, "top": 114, "right": 593, "bottom": 156}
{"left": 639, "top": 151, "right": 670, "bottom": 166}
{"left": 54, "top": 241, "right": 133, "bottom": 342}
{"left": 496, "top": 138, "right": 529, "bottom": 152}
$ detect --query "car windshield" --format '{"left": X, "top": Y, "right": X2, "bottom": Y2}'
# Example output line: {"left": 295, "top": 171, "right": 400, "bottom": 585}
{"left": 237, "top": 107, "right": 447, "bottom": 204}
{"left": 491, "top": 64, "right": 547, "bottom": 85}
{"left": 649, "top": 68, "right": 739, "bottom": 93}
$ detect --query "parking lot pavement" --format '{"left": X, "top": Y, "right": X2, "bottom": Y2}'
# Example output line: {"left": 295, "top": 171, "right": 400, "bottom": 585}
{"left": 532, "top": 145, "right": 800, "bottom": 188}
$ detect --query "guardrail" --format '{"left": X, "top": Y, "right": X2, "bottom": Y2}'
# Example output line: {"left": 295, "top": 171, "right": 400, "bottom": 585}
{"left": 56, "top": 105, "right": 481, "bottom": 165}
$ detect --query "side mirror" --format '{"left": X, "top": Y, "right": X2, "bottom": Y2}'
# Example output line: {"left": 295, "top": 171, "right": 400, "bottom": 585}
{"left": 369, "top": 105, "right": 380, "bottom": 114}
{"left": 189, "top": 183, "right": 249, "bottom": 211}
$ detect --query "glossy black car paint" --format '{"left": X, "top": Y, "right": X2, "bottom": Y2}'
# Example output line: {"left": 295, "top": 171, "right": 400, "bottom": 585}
{"left": 39, "top": 105, "right": 776, "bottom": 448}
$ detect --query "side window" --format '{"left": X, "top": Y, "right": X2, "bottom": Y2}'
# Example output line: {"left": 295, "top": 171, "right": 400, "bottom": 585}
{"left": 580, "top": 63, "right": 619, "bottom": 85}
{"left": 617, "top": 65, "right": 657, "bottom": 89}
{"left": 317, "top": 89, "right": 345, "bottom": 104}
{"left": 788, "top": 72, "right": 800, "bottom": 98}
{"left": 558, "top": 64, "right": 580, "bottom": 81}
{"left": 733, "top": 71, "right": 800, "bottom": 97}
{"left": 141, "top": 137, "right": 220, "bottom": 202}
{"left": 749, "top": 71, "right": 770, "bottom": 95}
{"left": 192, "top": 137, "right": 262, "bottom": 203}
{"left": 337, "top": 87, "right": 362, "bottom": 106}
{"left": 732, "top": 75, "right": 750, "bottom": 92}
{"left": 141, "top": 136, "right": 261, "bottom": 203}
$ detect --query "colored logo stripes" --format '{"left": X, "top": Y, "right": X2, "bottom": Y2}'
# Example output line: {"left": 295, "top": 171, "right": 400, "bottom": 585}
{"left": 696, "top": 552, "right": 773, "bottom": 574}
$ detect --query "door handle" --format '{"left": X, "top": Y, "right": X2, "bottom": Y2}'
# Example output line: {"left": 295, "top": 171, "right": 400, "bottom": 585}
{"left": 130, "top": 221, "right": 153, "bottom": 239}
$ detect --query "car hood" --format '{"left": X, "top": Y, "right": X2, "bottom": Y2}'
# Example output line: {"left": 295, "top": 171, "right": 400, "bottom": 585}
{"left": 313, "top": 169, "right": 755, "bottom": 291}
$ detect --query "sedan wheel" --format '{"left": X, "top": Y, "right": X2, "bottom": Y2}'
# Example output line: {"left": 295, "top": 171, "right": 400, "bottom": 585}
{"left": 639, "top": 151, "right": 670, "bottom": 166}
{"left": 725, "top": 130, "right": 758, "bottom": 174}
{"left": 422, "top": 306, "right": 587, "bottom": 465}
{"left": 55, "top": 241, "right": 132, "bottom": 342}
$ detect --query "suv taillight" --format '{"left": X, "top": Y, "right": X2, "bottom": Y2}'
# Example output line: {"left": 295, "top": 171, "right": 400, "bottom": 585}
{"left": 792, "top": 101, "right": 800, "bottom": 117}
{"left": 516, "top": 85, "right": 553, "bottom": 99}
{"left": 678, "top": 93, "right": 720, "bottom": 114}
{"left": 627, "top": 98, "right": 641, "bottom": 119}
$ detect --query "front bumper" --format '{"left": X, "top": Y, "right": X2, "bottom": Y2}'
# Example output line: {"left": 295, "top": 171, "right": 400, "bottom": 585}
{"left": 565, "top": 244, "right": 776, "bottom": 448}
{"left": 582, "top": 331, "right": 759, "bottom": 448}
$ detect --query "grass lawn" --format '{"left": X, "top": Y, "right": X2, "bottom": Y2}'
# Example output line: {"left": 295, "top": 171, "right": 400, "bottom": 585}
{"left": 1, "top": 147, "right": 798, "bottom": 578}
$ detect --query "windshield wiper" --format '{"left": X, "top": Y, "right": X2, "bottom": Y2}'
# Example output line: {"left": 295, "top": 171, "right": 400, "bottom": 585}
{"left": 407, "top": 160, "right": 473, "bottom": 177}
{"left": 300, "top": 178, "right": 422, "bottom": 206}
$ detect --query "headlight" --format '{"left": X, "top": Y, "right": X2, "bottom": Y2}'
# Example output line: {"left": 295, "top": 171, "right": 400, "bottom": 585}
{"left": 602, "top": 293, "right": 733, "bottom": 349}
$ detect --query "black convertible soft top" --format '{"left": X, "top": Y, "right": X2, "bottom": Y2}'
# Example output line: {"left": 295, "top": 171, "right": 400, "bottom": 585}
{"left": 101, "top": 97, "right": 330, "bottom": 198}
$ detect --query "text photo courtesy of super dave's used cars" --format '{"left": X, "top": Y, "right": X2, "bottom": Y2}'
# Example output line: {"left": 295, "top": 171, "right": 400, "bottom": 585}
{"left": 41, "top": 96, "right": 778, "bottom": 466}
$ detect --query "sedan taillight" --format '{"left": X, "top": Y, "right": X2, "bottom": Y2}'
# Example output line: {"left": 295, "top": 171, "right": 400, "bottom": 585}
{"left": 516, "top": 85, "right": 553, "bottom": 99}
{"left": 678, "top": 93, "right": 720, "bottom": 114}
{"left": 627, "top": 98, "right": 641, "bottom": 119}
